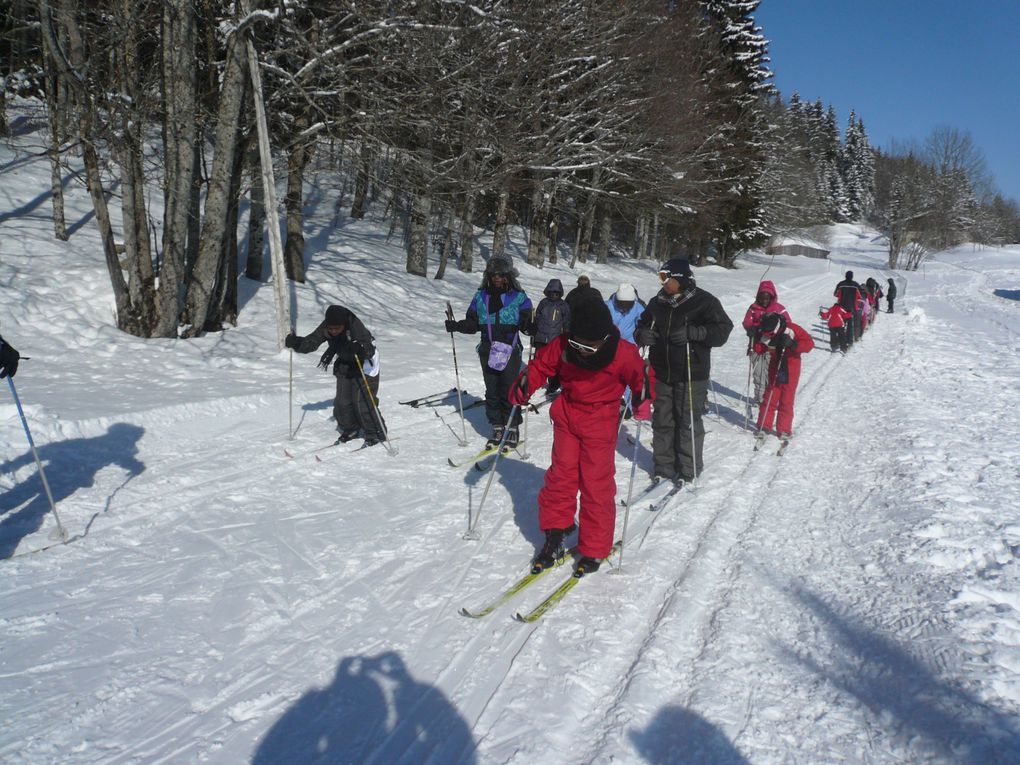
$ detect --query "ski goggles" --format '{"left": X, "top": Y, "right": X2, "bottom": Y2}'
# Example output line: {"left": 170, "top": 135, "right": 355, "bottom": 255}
{"left": 567, "top": 334, "right": 609, "bottom": 353}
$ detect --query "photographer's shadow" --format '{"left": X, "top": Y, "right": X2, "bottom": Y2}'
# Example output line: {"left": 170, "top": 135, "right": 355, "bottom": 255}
{"left": 1, "top": 422, "right": 144, "bottom": 557}
{"left": 253, "top": 651, "right": 476, "bottom": 765}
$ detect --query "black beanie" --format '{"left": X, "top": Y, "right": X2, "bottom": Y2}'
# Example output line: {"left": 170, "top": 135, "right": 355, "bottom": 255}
{"left": 324, "top": 305, "right": 347, "bottom": 326}
{"left": 570, "top": 294, "right": 614, "bottom": 340}
{"left": 759, "top": 312, "right": 786, "bottom": 335}
{"left": 845, "top": 270, "right": 854, "bottom": 280}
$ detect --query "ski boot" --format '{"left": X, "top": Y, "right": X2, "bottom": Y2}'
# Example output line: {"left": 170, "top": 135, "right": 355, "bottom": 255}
{"left": 753, "top": 430, "right": 769, "bottom": 451}
{"left": 503, "top": 427, "right": 520, "bottom": 451}
{"left": 485, "top": 426, "right": 505, "bottom": 451}
{"left": 363, "top": 436, "right": 382, "bottom": 448}
{"left": 335, "top": 428, "right": 360, "bottom": 445}
{"left": 573, "top": 556, "right": 602, "bottom": 578}
{"left": 531, "top": 524, "right": 577, "bottom": 574}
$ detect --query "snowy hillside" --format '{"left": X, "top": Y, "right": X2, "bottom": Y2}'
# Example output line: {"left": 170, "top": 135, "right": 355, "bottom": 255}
{"left": 3, "top": 120, "right": 1020, "bottom": 764}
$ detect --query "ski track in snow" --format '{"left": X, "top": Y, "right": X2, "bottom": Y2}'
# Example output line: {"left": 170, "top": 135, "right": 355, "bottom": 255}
{"left": 3, "top": 118, "right": 1020, "bottom": 763}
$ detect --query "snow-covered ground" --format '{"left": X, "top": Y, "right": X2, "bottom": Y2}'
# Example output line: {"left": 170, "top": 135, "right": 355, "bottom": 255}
{"left": 3, "top": 111, "right": 1020, "bottom": 764}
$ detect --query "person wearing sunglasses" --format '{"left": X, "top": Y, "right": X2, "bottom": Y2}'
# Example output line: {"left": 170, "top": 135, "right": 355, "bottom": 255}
{"left": 509, "top": 293, "right": 645, "bottom": 577}
{"left": 445, "top": 255, "right": 534, "bottom": 449}
{"left": 634, "top": 258, "right": 733, "bottom": 486}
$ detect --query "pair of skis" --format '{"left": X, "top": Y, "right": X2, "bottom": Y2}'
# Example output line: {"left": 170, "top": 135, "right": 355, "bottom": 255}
{"left": 462, "top": 481, "right": 684, "bottom": 622}
{"left": 753, "top": 431, "right": 790, "bottom": 456}
{"left": 447, "top": 440, "right": 528, "bottom": 470}
{"left": 399, "top": 388, "right": 468, "bottom": 409}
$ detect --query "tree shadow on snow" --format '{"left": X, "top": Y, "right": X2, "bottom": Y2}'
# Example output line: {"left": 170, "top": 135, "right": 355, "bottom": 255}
{"left": 0, "top": 422, "right": 145, "bottom": 558}
{"left": 251, "top": 650, "right": 477, "bottom": 765}
{"left": 629, "top": 705, "right": 751, "bottom": 764}
{"left": 784, "top": 586, "right": 1020, "bottom": 763}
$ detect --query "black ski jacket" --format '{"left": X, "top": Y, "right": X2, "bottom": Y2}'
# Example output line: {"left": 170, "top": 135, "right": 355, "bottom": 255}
{"left": 293, "top": 308, "right": 376, "bottom": 379}
{"left": 635, "top": 288, "right": 733, "bottom": 383}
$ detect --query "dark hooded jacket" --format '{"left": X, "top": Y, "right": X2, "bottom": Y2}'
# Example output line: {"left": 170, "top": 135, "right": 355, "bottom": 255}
{"left": 292, "top": 307, "right": 377, "bottom": 379}
{"left": 532, "top": 278, "right": 571, "bottom": 344}
{"left": 835, "top": 273, "right": 863, "bottom": 312}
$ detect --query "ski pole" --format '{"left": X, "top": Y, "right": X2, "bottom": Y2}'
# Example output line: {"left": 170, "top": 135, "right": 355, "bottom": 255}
{"left": 354, "top": 355, "right": 398, "bottom": 457}
{"left": 615, "top": 358, "right": 649, "bottom": 574}
{"left": 520, "top": 345, "right": 535, "bottom": 459}
{"left": 288, "top": 336, "right": 294, "bottom": 439}
{"left": 464, "top": 404, "right": 520, "bottom": 540}
{"left": 6, "top": 376, "right": 68, "bottom": 541}
{"left": 446, "top": 302, "right": 468, "bottom": 446}
{"left": 685, "top": 324, "right": 698, "bottom": 487}
{"left": 755, "top": 347, "right": 785, "bottom": 440}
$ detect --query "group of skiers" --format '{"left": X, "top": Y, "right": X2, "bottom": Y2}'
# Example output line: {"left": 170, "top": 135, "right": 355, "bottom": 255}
{"left": 820, "top": 271, "right": 894, "bottom": 354}
{"left": 251, "top": 256, "right": 903, "bottom": 579}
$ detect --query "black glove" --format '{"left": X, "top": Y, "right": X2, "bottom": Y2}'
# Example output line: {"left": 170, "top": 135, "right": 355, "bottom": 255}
{"left": 772, "top": 331, "right": 796, "bottom": 350}
{"left": 635, "top": 326, "right": 659, "bottom": 346}
{"left": 337, "top": 340, "right": 364, "bottom": 364}
{"left": 670, "top": 324, "right": 707, "bottom": 344}
{"left": 445, "top": 319, "right": 459, "bottom": 333}
{"left": 518, "top": 311, "right": 534, "bottom": 336}
{"left": 0, "top": 341, "right": 19, "bottom": 379}
{"left": 284, "top": 333, "right": 301, "bottom": 350}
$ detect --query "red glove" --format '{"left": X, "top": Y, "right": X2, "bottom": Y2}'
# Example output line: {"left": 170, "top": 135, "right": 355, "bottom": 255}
{"left": 753, "top": 342, "right": 767, "bottom": 355}
{"left": 509, "top": 368, "right": 530, "bottom": 406}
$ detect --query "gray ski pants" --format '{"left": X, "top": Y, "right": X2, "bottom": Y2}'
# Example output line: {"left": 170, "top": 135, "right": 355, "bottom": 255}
{"left": 651, "top": 377, "right": 709, "bottom": 481}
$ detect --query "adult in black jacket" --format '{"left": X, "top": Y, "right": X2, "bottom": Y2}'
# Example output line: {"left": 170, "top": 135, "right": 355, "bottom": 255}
{"left": 834, "top": 271, "right": 863, "bottom": 344}
{"left": 0, "top": 334, "right": 19, "bottom": 379}
{"left": 446, "top": 254, "right": 534, "bottom": 447}
{"left": 886, "top": 278, "right": 897, "bottom": 313}
{"left": 634, "top": 259, "right": 733, "bottom": 484}
{"left": 286, "top": 305, "right": 385, "bottom": 446}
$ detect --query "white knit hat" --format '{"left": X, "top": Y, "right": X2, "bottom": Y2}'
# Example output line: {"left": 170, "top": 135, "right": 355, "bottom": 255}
{"left": 616, "top": 283, "right": 636, "bottom": 301}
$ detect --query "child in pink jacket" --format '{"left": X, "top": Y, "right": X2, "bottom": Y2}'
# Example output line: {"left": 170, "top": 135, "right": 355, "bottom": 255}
{"left": 820, "top": 302, "right": 852, "bottom": 353}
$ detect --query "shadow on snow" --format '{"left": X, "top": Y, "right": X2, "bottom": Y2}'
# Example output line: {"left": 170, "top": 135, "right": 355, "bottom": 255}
{"left": 629, "top": 705, "right": 752, "bottom": 764}
{"left": 251, "top": 650, "right": 476, "bottom": 765}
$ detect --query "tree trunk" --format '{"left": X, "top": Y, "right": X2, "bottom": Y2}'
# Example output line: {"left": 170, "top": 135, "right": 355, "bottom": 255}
{"left": 245, "top": 141, "right": 265, "bottom": 280}
{"left": 156, "top": 0, "right": 198, "bottom": 337}
{"left": 547, "top": 212, "right": 558, "bottom": 264}
{"left": 435, "top": 207, "right": 454, "bottom": 280}
{"left": 491, "top": 179, "right": 510, "bottom": 259}
{"left": 351, "top": 141, "right": 371, "bottom": 219}
{"left": 406, "top": 187, "right": 431, "bottom": 276}
{"left": 183, "top": 28, "right": 247, "bottom": 337}
{"left": 206, "top": 124, "right": 247, "bottom": 330}
{"left": 458, "top": 192, "right": 475, "bottom": 272}
{"left": 284, "top": 114, "right": 311, "bottom": 283}
{"left": 595, "top": 209, "right": 610, "bottom": 264}
{"left": 38, "top": 28, "right": 67, "bottom": 240}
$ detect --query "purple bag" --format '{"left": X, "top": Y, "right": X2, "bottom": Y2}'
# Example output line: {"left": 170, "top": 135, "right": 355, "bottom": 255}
{"left": 487, "top": 340, "right": 514, "bottom": 371}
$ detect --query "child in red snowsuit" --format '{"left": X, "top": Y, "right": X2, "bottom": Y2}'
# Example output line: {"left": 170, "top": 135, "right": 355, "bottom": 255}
{"left": 510, "top": 294, "right": 645, "bottom": 577}
{"left": 754, "top": 312, "right": 814, "bottom": 439}
{"left": 820, "top": 302, "right": 852, "bottom": 353}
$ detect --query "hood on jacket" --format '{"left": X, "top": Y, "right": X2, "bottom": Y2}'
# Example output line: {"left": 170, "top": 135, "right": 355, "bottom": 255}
{"left": 756, "top": 281, "right": 778, "bottom": 303}
{"left": 544, "top": 278, "right": 564, "bottom": 296}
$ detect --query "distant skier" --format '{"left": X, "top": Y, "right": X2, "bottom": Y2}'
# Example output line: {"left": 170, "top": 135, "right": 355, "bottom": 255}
{"left": 754, "top": 312, "right": 814, "bottom": 444}
{"left": 530, "top": 278, "right": 571, "bottom": 394}
{"left": 820, "top": 301, "right": 852, "bottom": 353}
{"left": 286, "top": 305, "right": 386, "bottom": 446}
{"left": 886, "top": 278, "right": 897, "bottom": 313}
{"left": 565, "top": 275, "right": 603, "bottom": 311}
{"left": 834, "top": 271, "right": 863, "bottom": 345}
{"left": 446, "top": 254, "right": 533, "bottom": 449}
{"left": 741, "top": 281, "right": 790, "bottom": 406}
{"left": 0, "top": 334, "right": 20, "bottom": 379}
{"left": 605, "top": 282, "right": 645, "bottom": 344}
{"left": 510, "top": 293, "right": 645, "bottom": 577}
{"left": 634, "top": 259, "right": 733, "bottom": 485}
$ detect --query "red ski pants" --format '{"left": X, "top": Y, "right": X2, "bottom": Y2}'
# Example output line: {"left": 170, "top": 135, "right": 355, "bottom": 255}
{"left": 756, "top": 381, "right": 796, "bottom": 436}
{"left": 538, "top": 400, "right": 618, "bottom": 558}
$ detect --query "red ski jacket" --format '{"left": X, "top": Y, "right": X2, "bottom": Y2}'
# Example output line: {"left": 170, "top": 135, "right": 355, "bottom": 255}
{"left": 820, "top": 305, "right": 852, "bottom": 328}
{"left": 521, "top": 334, "right": 645, "bottom": 408}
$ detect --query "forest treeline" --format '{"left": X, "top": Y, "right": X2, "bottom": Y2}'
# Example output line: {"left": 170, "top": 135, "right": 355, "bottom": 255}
{"left": 1, "top": 1, "right": 1018, "bottom": 337}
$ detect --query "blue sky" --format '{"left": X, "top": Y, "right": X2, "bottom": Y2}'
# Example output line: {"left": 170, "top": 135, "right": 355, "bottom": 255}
{"left": 756, "top": 0, "right": 1020, "bottom": 203}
